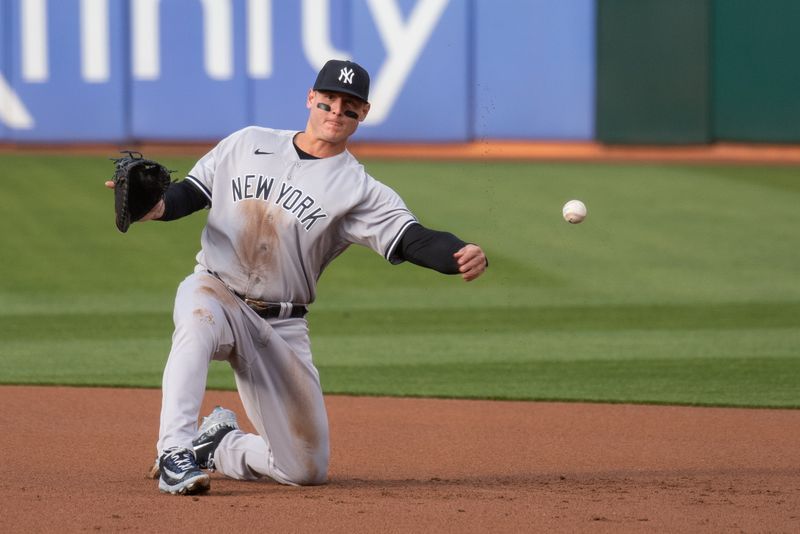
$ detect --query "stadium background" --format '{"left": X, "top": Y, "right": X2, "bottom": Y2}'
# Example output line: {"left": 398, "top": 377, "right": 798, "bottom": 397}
{"left": 2, "top": 0, "right": 798, "bottom": 145}
{"left": 3, "top": 2, "right": 800, "bottom": 530}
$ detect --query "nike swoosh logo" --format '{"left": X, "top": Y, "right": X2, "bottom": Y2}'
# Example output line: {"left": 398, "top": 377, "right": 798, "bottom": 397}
{"left": 254, "top": 149, "right": 273, "bottom": 155}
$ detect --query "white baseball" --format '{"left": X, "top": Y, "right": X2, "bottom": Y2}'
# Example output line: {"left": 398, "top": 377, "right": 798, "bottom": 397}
{"left": 562, "top": 199, "right": 587, "bottom": 224}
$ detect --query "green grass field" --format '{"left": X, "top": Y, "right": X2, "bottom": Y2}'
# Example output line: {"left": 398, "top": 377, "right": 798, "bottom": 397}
{"left": 1, "top": 154, "right": 798, "bottom": 407}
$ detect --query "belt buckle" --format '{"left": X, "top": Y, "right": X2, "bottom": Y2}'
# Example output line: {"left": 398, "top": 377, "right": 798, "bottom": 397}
{"left": 244, "top": 298, "right": 269, "bottom": 312}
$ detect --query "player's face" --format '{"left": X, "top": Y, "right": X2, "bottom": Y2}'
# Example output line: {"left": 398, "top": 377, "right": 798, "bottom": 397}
{"left": 306, "top": 90, "right": 370, "bottom": 145}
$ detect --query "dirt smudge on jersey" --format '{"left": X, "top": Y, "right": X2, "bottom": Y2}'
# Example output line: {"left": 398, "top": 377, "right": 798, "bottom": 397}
{"left": 237, "top": 200, "right": 281, "bottom": 284}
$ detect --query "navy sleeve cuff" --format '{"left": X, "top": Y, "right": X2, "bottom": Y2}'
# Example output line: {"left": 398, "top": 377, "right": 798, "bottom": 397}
{"left": 159, "top": 180, "right": 209, "bottom": 221}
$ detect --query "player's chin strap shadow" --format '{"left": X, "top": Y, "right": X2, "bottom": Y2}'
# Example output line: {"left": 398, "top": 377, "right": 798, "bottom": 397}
{"left": 316, "top": 102, "right": 358, "bottom": 120}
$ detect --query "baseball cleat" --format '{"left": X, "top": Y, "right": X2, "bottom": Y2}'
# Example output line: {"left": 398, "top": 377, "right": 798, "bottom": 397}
{"left": 193, "top": 406, "right": 239, "bottom": 470}
{"left": 158, "top": 447, "right": 210, "bottom": 495}
{"left": 147, "top": 406, "right": 240, "bottom": 479}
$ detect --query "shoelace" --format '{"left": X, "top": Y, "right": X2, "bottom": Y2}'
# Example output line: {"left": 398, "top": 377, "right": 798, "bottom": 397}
{"left": 165, "top": 448, "right": 196, "bottom": 471}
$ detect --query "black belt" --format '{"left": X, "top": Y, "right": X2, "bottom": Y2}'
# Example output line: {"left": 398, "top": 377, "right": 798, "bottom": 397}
{"left": 206, "top": 271, "right": 307, "bottom": 319}
{"left": 239, "top": 295, "right": 308, "bottom": 319}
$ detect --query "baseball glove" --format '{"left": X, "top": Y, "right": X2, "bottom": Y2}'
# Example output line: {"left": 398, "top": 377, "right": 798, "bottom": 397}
{"left": 111, "top": 151, "right": 172, "bottom": 233}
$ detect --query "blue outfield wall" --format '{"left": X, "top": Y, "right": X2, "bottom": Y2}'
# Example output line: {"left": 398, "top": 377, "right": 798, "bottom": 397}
{"left": 6, "top": 0, "right": 128, "bottom": 142}
{"left": 0, "top": 0, "right": 7, "bottom": 140}
{"left": 0, "top": 0, "right": 596, "bottom": 143}
{"left": 474, "top": 0, "right": 595, "bottom": 140}
{"left": 131, "top": 0, "right": 250, "bottom": 139}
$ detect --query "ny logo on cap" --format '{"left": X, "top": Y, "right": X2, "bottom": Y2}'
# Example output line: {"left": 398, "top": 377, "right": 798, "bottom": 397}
{"left": 339, "top": 67, "right": 355, "bottom": 84}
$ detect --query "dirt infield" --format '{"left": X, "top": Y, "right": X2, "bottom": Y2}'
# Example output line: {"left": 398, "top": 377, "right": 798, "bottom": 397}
{"left": 1, "top": 386, "right": 799, "bottom": 533}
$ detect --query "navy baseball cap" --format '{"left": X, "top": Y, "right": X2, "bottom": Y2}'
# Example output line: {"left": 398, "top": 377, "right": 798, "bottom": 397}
{"left": 313, "top": 59, "right": 370, "bottom": 103}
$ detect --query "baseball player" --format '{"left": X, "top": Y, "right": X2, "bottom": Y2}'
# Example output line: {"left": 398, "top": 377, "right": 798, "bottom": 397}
{"left": 113, "top": 59, "right": 487, "bottom": 495}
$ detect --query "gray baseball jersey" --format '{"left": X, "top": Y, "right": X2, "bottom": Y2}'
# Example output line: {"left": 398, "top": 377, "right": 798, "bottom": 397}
{"left": 185, "top": 125, "right": 418, "bottom": 304}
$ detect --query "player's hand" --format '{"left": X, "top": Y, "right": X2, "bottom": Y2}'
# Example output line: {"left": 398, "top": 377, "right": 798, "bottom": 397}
{"left": 454, "top": 244, "right": 487, "bottom": 282}
{"left": 104, "top": 180, "right": 166, "bottom": 221}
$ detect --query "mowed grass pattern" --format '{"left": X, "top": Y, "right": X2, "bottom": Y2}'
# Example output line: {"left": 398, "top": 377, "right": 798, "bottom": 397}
{"left": 1, "top": 154, "right": 798, "bottom": 406}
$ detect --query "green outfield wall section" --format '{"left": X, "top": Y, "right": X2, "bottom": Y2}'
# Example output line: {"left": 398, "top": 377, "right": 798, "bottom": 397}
{"left": 596, "top": 0, "right": 712, "bottom": 144}
{"left": 713, "top": 2, "right": 800, "bottom": 142}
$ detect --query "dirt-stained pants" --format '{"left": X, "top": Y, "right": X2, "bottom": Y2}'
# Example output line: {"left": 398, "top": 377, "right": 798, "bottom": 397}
{"left": 156, "top": 271, "right": 329, "bottom": 485}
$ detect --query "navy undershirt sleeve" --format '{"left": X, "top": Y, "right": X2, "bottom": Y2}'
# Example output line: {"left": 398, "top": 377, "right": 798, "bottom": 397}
{"left": 158, "top": 180, "right": 209, "bottom": 221}
{"left": 393, "top": 223, "right": 467, "bottom": 274}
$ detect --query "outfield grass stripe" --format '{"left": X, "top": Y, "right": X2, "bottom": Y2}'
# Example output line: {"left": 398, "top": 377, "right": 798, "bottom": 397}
{"left": 318, "top": 357, "right": 800, "bottom": 408}
{"left": 0, "top": 312, "right": 172, "bottom": 340}
{"left": 313, "top": 329, "right": 800, "bottom": 366}
{"left": 3, "top": 300, "right": 799, "bottom": 342}
{"left": 5, "top": 326, "right": 796, "bottom": 374}
{"left": 309, "top": 302, "right": 800, "bottom": 335}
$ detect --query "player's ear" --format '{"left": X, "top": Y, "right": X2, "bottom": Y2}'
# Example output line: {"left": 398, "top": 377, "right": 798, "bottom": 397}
{"left": 359, "top": 102, "right": 371, "bottom": 122}
{"left": 305, "top": 89, "right": 315, "bottom": 110}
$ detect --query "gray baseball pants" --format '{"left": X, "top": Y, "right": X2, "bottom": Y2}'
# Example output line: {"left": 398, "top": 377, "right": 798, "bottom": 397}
{"left": 156, "top": 272, "right": 329, "bottom": 485}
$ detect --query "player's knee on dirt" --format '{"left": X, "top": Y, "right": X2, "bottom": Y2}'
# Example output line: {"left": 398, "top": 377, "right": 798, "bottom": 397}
{"left": 276, "top": 442, "right": 329, "bottom": 486}
{"left": 281, "top": 457, "right": 328, "bottom": 486}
